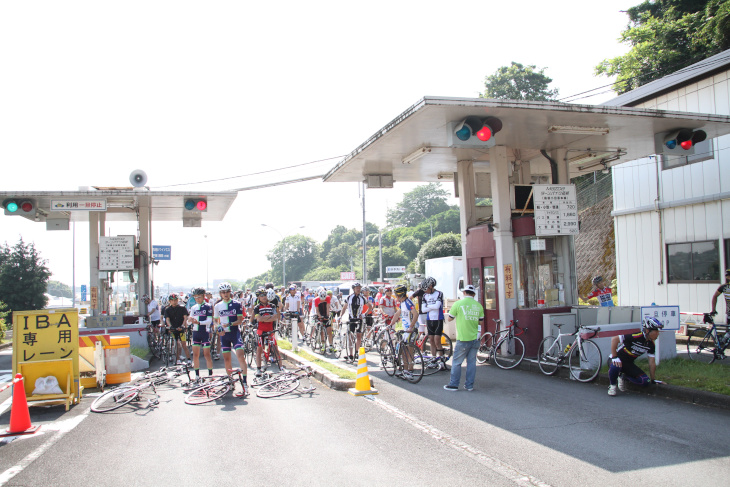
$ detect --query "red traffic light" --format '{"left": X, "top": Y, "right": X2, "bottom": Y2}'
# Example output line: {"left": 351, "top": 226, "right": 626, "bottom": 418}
{"left": 196, "top": 200, "right": 207, "bottom": 211}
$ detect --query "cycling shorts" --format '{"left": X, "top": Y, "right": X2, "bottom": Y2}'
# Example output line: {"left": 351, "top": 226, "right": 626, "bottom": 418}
{"left": 349, "top": 318, "right": 364, "bottom": 334}
{"left": 257, "top": 321, "right": 274, "bottom": 334}
{"left": 382, "top": 315, "right": 394, "bottom": 326}
{"left": 427, "top": 319, "right": 444, "bottom": 336}
{"left": 220, "top": 328, "right": 243, "bottom": 353}
{"left": 364, "top": 315, "right": 374, "bottom": 327}
{"left": 151, "top": 319, "right": 161, "bottom": 327}
{"left": 258, "top": 330, "right": 275, "bottom": 346}
{"left": 319, "top": 316, "right": 332, "bottom": 328}
{"left": 172, "top": 329, "right": 187, "bottom": 341}
{"left": 192, "top": 330, "right": 210, "bottom": 347}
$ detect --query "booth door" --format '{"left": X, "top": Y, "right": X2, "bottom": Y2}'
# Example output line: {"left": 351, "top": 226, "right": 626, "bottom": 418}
{"left": 468, "top": 258, "right": 498, "bottom": 336}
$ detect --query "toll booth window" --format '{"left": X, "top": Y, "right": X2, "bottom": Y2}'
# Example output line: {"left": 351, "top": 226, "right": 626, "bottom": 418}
{"left": 483, "top": 266, "right": 496, "bottom": 310}
{"left": 470, "top": 267, "right": 481, "bottom": 303}
{"left": 514, "top": 236, "right": 564, "bottom": 309}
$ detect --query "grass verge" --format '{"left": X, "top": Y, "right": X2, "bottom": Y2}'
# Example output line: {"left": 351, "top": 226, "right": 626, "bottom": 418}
{"left": 602, "top": 358, "right": 730, "bottom": 396}
{"left": 131, "top": 346, "right": 149, "bottom": 358}
{"left": 278, "top": 338, "right": 356, "bottom": 380}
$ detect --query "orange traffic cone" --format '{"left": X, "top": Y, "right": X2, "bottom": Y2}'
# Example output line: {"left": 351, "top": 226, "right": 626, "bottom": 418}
{"left": 348, "top": 347, "right": 378, "bottom": 396}
{"left": 1, "top": 374, "right": 40, "bottom": 437}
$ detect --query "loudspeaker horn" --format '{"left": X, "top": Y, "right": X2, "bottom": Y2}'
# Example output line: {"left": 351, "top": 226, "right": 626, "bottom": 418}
{"left": 129, "top": 169, "right": 148, "bottom": 188}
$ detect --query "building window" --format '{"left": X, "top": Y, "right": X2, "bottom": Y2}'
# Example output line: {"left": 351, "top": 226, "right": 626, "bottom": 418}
{"left": 662, "top": 139, "right": 714, "bottom": 170}
{"left": 667, "top": 240, "right": 720, "bottom": 283}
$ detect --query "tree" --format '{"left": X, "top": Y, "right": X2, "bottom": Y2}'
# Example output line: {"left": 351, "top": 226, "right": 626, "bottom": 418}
{"left": 480, "top": 62, "right": 559, "bottom": 101}
{"left": 397, "top": 235, "right": 422, "bottom": 262}
{"left": 0, "top": 238, "right": 51, "bottom": 319}
{"left": 387, "top": 183, "right": 452, "bottom": 227}
{"left": 47, "top": 280, "right": 73, "bottom": 298}
{"left": 303, "top": 265, "right": 345, "bottom": 281}
{"left": 266, "top": 234, "right": 320, "bottom": 285}
{"left": 595, "top": 0, "right": 730, "bottom": 94}
{"left": 367, "top": 246, "right": 409, "bottom": 278}
{"left": 414, "top": 233, "right": 462, "bottom": 273}
{"left": 326, "top": 242, "right": 359, "bottom": 269}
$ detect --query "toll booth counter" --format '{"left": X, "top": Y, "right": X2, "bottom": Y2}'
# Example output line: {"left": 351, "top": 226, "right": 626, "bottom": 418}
{"left": 511, "top": 217, "right": 578, "bottom": 356}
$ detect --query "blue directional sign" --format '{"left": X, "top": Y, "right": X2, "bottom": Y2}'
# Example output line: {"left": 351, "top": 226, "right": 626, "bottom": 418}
{"left": 80, "top": 284, "right": 87, "bottom": 302}
{"left": 153, "top": 245, "right": 172, "bottom": 260}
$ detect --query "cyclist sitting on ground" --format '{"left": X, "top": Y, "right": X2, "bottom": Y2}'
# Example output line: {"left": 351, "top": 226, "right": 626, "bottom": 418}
{"left": 213, "top": 282, "right": 249, "bottom": 397}
{"left": 607, "top": 316, "right": 664, "bottom": 396}
{"left": 165, "top": 294, "right": 191, "bottom": 365}
{"left": 187, "top": 287, "right": 214, "bottom": 380}
{"left": 254, "top": 289, "right": 280, "bottom": 376}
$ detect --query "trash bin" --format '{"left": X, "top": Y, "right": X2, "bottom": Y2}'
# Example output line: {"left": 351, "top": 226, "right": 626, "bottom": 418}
{"left": 104, "top": 335, "right": 131, "bottom": 384}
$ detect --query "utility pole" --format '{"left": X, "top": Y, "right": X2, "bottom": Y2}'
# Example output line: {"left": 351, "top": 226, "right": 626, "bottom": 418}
{"left": 362, "top": 182, "right": 367, "bottom": 284}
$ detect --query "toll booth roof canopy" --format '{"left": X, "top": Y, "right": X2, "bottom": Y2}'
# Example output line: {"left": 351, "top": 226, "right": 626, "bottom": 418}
{"left": 323, "top": 96, "right": 730, "bottom": 183}
{"left": 0, "top": 189, "right": 238, "bottom": 223}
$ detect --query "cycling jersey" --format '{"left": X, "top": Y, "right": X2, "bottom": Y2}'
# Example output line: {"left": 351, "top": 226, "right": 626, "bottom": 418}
{"left": 379, "top": 296, "right": 397, "bottom": 317}
{"left": 399, "top": 298, "right": 416, "bottom": 332}
{"left": 314, "top": 296, "right": 331, "bottom": 317}
{"left": 329, "top": 295, "right": 342, "bottom": 312}
{"left": 214, "top": 300, "right": 244, "bottom": 332}
{"left": 716, "top": 283, "right": 729, "bottom": 316}
{"left": 617, "top": 332, "right": 655, "bottom": 360}
{"left": 165, "top": 305, "right": 189, "bottom": 330}
{"left": 284, "top": 293, "right": 301, "bottom": 313}
{"left": 147, "top": 299, "right": 161, "bottom": 321}
{"left": 254, "top": 302, "right": 277, "bottom": 333}
{"left": 189, "top": 303, "right": 213, "bottom": 332}
{"left": 586, "top": 286, "right": 614, "bottom": 307}
{"left": 422, "top": 290, "right": 445, "bottom": 320}
{"left": 346, "top": 293, "right": 366, "bottom": 320}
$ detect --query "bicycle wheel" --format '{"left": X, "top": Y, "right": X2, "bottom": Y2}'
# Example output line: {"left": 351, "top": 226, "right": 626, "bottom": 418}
{"left": 686, "top": 329, "right": 718, "bottom": 364}
{"left": 537, "top": 336, "right": 561, "bottom": 376}
{"left": 439, "top": 333, "right": 453, "bottom": 361}
{"left": 256, "top": 377, "right": 300, "bottom": 398}
{"left": 147, "top": 332, "right": 155, "bottom": 356}
{"left": 269, "top": 342, "right": 282, "bottom": 370}
{"left": 569, "top": 339, "right": 602, "bottom": 382}
{"left": 165, "top": 338, "right": 174, "bottom": 367}
{"left": 493, "top": 336, "right": 525, "bottom": 370}
{"left": 400, "top": 343, "right": 424, "bottom": 384}
{"left": 184, "top": 382, "right": 231, "bottom": 404}
{"left": 476, "top": 332, "right": 494, "bottom": 364}
{"left": 379, "top": 341, "right": 397, "bottom": 376}
{"left": 91, "top": 386, "right": 139, "bottom": 412}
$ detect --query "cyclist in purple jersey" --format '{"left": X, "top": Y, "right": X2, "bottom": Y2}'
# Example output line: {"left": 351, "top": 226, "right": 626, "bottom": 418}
{"left": 213, "top": 282, "right": 249, "bottom": 397}
{"left": 187, "top": 288, "right": 214, "bottom": 380}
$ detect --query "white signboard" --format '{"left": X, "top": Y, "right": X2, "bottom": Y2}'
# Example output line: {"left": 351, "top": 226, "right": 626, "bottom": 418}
{"left": 530, "top": 239, "right": 546, "bottom": 251}
{"left": 386, "top": 266, "right": 406, "bottom": 273}
{"left": 533, "top": 184, "right": 579, "bottom": 236}
{"left": 51, "top": 199, "right": 107, "bottom": 211}
{"left": 640, "top": 305, "right": 680, "bottom": 331}
{"left": 99, "top": 236, "right": 135, "bottom": 271}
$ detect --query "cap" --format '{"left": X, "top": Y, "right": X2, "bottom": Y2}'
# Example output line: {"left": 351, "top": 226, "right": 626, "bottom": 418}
{"left": 463, "top": 285, "right": 476, "bottom": 294}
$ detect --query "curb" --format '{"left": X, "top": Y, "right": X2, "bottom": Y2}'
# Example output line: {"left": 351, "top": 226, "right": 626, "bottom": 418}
{"left": 279, "top": 348, "right": 374, "bottom": 392}
{"left": 516, "top": 357, "right": 730, "bottom": 411}
{"left": 0, "top": 342, "right": 11, "bottom": 351}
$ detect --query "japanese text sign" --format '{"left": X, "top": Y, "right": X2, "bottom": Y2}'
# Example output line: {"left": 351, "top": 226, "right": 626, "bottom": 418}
{"left": 503, "top": 264, "right": 514, "bottom": 299}
{"left": 533, "top": 184, "right": 579, "bottom": 236}
{"left": 640, "top": 305, "right": 680, "bottom": 331}
{"left": 13, "top": 309, "right": 80, "bottom": 381}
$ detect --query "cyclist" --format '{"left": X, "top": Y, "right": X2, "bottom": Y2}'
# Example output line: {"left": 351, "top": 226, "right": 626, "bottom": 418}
{"left": 328, "top": 289, "right": 342, "bottom": 329}
{"left": 421, "top": 277, "right": 447, "bottom": 368}
{"left": 254, "top": 289, "right": 280, "bottom": 377}
{"left": 392, "top": 284, "right": 418, "bottom": 375}
{"left": 242, "top": 288, "right": 255, "bottom": 315}
{"left": 143, "top": 294, "right": 162, "bottom": 341}
{"left": 164, "top": 294, "right": 191, "bottom": 365}
{"left": 213, "top": 282, "right": 249, "bottom": 397}
{"left": 345, "top": 282, "right": 367, "bottom": 360}
{"left": 187, "top": 287, "right": 214, "bottom": 380}
{"left": 607, "top": 316, "right": 664, "bottom": 396}
{"left": 284, "top": 285, "right": 305, "bottom": 340}
{"left": 710, "top": 268, "right": 730, "bottom": 323}
{"left": 362, "top": 287, "right": 375, "bottom": 337}
{"left": 379, "top": 286, "right": 397, "bottom": 325}
{"left": 583, "top": 275, "right": 614, "bottom": 307}
{"left": 313, "top": 287, "right": 333, "bottom": 351}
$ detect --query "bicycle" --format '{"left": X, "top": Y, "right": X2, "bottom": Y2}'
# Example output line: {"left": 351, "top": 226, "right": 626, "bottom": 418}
{"left": 378, "top": 325, "right": 424, "bottom": 383}
{"left": 184, "top": 368, "right": 248, "bottom": 404}
{"left": 256, "top": 329, "right": 283, "bottom": 371}
{"left": 407, "top": 329, "right": 453, "bottom": 371}
{"left": 477, "top": 319, "right": 527, "bottom": 370}
{"left": 241, "top": 322, "right": 258, "bottom": 366}
{"left": 686, "top": 312, "right": 729, "bottom": 364}
{"left": 256, "top": 364, "right": 317, "bottom": 398}
{"left": 91, "top": 380, "right": 159, "bottom": 412}
{"left": 339, "top": 321, "right": 358, "bottom": 362}
{"left": 537, "top": 324, "right": 602, "bottom": 382}
{"left": 160, "top": 329, "right": 175, "bottom": 367}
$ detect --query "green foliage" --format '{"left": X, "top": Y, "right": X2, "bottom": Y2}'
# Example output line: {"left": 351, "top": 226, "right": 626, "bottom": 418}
{"left": 326, "top": 242, "right": 359, "bottom": 269}
{"left": 386, "top": 183, "right": 452, "bottom": 227}
{"left": 397, "top": 236, "right": 422, "bottom": 261}
{"left": 0, "top": 238, "right": 51, "bottom": 319}
{"left": 266, "top": 234, "right": 320, "bottom": 285}
{"left": 480, "top": 62, "right": 559, "bottom": 101}
{"left": 432, "top": 207, "right": 461, "bottom": 235}
{"left": 367, "top": 246, "right": 408, "bottom": 278}
{"left": 47, "top": 280, "right": 73, "bottom": 299}
{"left": 243, "top": 270, "right": 274, "bottom": 291}
{"left": 304, "top": 265, "right": 347, "bottom": 281}
{"left": 0, "top": 301, "right": 9, "bottom": 340}
{"left": 414, "top": 233, "right": 462, "bottom": 273}
{"left": 595, "top": 0, "right": 730, "bottom": 94}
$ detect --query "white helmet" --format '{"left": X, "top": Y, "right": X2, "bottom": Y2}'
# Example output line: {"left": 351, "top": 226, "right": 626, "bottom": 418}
{"left": 318, "top": 287, "right": 327, "bottom": 298}
{"left": 266, "top": 289, "right": 276, "bottom": 301}
{"left": 218, "top": 282, "right": 232, "bottom": 292}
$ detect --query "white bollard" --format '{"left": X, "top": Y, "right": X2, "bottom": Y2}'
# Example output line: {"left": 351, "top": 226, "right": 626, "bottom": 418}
{"left": 292, "top": 315, "right": 299, "bottom": 352}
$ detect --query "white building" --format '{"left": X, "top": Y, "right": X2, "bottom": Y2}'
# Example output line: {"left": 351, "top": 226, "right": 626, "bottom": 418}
{"left": 605, "top": 50, "right": 730, "bottom": 318}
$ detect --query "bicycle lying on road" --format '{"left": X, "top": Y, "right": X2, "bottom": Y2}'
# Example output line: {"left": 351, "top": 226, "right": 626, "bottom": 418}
{"left": 476, "top": 319, "right": 527, "bottom": 370}
{"left": 686, "top": 312, "right": 729, "bottom": 364}
{"left": 91, "top": 380, "right": 159, "bottom": 413}
{"left": 537, "top": 324, "right": 602, "bottom": 382}
{"left": 255, "top": 364, "right": 317, "bottom": 398}
{"left": 184, "top": 368, "right": 248, "bottom": 404}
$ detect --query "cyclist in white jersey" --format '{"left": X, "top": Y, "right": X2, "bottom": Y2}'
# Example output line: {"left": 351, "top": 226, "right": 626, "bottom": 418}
{"left": 284, "top": 285, "right": 305, "bottom": 339}
{"left": 187, "top": 288, "right": 214, "bottom": 380}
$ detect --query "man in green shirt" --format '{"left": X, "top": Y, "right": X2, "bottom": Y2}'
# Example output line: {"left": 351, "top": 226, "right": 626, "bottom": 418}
{"left": 444, "top": 285, "right": 484, "bottom": 392}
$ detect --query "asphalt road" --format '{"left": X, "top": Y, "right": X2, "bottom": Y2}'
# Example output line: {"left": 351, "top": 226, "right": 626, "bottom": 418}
{"left": 0, "top": 345, "right": 729, "bottom": 486}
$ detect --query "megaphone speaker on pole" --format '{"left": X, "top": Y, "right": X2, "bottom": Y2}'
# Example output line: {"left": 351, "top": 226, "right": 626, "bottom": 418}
{"left": 129, "top": 170, "right": 148, "bottom": 188}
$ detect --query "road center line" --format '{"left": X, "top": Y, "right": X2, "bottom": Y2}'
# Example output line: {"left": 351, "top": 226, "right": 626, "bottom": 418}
{"left": 363, "top": 396, "right": 552, "bottom": 487}
{"left": 0, "top": 409, "right": 90, "bottom": 486}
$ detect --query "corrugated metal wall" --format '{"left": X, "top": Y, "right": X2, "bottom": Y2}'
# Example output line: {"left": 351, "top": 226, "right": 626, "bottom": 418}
{"left": 613, "top": 69, "right": 730, "bottom": 316}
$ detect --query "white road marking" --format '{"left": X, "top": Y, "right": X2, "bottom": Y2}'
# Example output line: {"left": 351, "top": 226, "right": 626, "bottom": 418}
{"left": 0, "top": 397, "right": 11, "bottom": 418}
{"left": 0, "top": 409, "right": 90, "bottom": 486}
{"left": 364, "top": 395, "right": 552, "bottom": 487}
{"left": 0, "top": 375, "right": 11, "bottom": 385}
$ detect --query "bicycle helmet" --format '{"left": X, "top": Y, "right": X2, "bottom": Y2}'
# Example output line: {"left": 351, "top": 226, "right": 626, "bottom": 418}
{"left": 192, "top": 287, "right": 205, "bottom": 296}
{"left": 265, "top": 282, "right": 274, "bottom": 289}
{"left": 255, "top": 288, "right": 265, "bottom": 297}
{"left": 642, "top": 316, "right": 664, "bottom": 331}
{"left": 142, "top": 294, "right": 150, "bottom": 301}
{"left": 318, "top": 287, "right": 327, "bottom": 299}
{"left": 592, "top": 275, "right": 604, "bottom": 285}
{"left": 218, "top": 282, "right": 232, "bottom": 292}
{"left": 394, "top": 284, "right": 407, "bottom": 297}
{"left": 420, "top": 277, "right": 436, "bottom": 290}
{"left": 326, "top": 290, "right": 333, "bottom": 295}
{"left": 168, "top": 293, "right": 178, "bottom": 300}
{"left": 352, "top": 282, "right": 362, "bottom": 289}
{"left": 266, "top": 289, "right": 276, "bottom": 301}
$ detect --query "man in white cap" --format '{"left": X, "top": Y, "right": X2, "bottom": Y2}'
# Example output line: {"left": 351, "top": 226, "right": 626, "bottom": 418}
{"left": 444, "top": 285, "right": 484, "bottom": 392}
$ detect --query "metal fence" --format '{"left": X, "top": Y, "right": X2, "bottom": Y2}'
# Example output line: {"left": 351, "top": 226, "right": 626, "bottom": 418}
{"left": 575, "top": 170, "right": 613, "bottom": 211}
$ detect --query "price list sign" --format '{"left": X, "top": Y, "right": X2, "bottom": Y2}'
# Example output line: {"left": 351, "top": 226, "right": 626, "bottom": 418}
{"left": 99, "top": 236, "right": 135, "bottom": 271}
{"left": 533, "top": 184, "right": 579, "bottom": 236}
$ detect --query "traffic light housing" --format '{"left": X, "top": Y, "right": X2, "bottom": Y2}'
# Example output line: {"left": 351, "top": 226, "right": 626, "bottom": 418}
{"left": 183, "top": 198, "right": 207, "bottom": 212}
{"left": 448, "top": 116, "right": 503, "bottom": 148}
{"left": 655, "top": 128, "right": 707, "bottom": 156}
{"left": 2, "top": 198, "right": 35, "bottom": 216}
